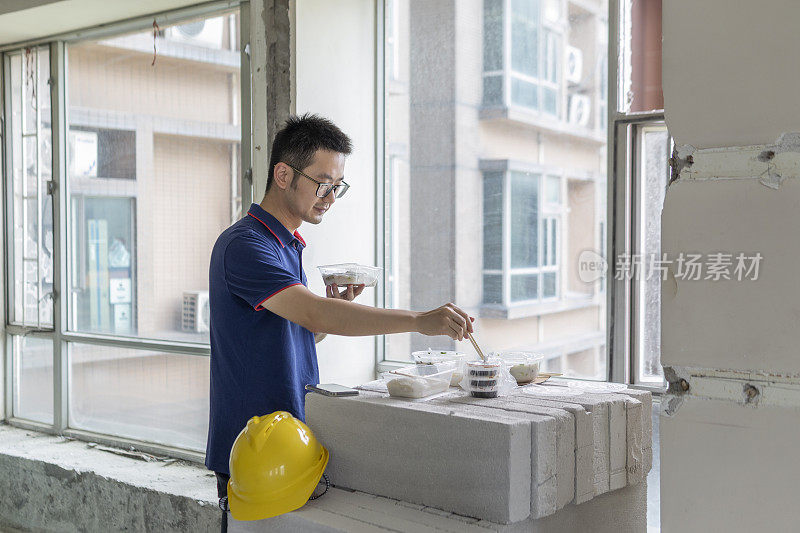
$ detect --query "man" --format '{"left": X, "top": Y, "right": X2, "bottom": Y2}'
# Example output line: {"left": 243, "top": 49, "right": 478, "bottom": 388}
{"left": 205, "top": 114, "right": 474, "bottom": 502}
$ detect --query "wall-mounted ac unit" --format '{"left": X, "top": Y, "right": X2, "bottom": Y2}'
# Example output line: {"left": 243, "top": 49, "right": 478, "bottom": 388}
{"left": 167, "top": 17, "right": 223, "bottom": 49}
{"left": 568, "top": 94, "right": 592, "bottom": 127}
{"left": 182, "top": 291, "right": 210, "bottom": 333}
{"left": 69, "top": 130, "right": 98, "bottom": 177}
{"left": 566, "top": 46, "right": 583, "bottom": 84}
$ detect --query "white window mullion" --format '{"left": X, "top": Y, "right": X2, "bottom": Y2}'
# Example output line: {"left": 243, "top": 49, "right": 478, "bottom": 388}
{"left": 503, "top": 0, "right": 512, "bottom": 107}
{"left": 502, "top": 170, "right": 511, "bottom": 306}
{"left": 35, "top": 46, "right": 44, "bottom": 329}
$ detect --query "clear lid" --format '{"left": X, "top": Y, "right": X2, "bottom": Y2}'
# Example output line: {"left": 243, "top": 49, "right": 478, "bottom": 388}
{"left": 318, "top": 263, "right": 382, "bottom": 287}
{"left": 492, "top": 351, "right": 544, "bottom": 365}
{"left": 383, "top": 361, "right": 457, "bottom": 382}
{"left": 412, "top": 349, "right": 468, "bottom": 365}
{"left": 465, "top": 359, "right": 502, "bottom": 369}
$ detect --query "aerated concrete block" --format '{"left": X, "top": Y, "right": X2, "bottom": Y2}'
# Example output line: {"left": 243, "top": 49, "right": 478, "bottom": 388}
{"left": 572, "top": 392, "right": 646, "bottom": 487}
{"left": 447, "top": 392, "right": 598, "bottom": 506}
{"left": 305, "top": 391, "right": 532, "bottom": 524}
{"left": 524, "top": 393, "right": 611, "bottom": 497}
{"left": 504, "top": 395, "right": 596, "bottom": 504}
{"left": 377, "top": 392, "right": 562, "bottom": 519}
{"left": 622, "top": 397, "right": 644, "bottom": 485}
{"left": 440, "top": 395, "right": 570, "bottom": 517}
{"left": 612, "top": 388, "right": 653, "bottom": 475}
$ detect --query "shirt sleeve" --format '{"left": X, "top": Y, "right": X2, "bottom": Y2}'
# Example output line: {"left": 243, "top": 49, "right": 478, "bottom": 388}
{"left": 224, "top": 232, "right": 304, "bottom": 310}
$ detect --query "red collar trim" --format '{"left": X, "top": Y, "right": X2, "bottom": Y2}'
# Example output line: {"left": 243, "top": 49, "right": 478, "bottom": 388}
{"left": 247, "top": 213, "right": 284, "bottom": 248}
{"left": 293, "top": 231, "right": 306, "bottom": 247}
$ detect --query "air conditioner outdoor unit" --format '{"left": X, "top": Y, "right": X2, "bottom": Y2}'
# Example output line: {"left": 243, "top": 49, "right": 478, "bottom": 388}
{"left": 182, "top": 290, "right": 210, "bottom": 333}
{"left": 566, "top": 46, "right": 583, "bottom": 83}
{"left": 167, "top": 17, "right": 223, "bottom": 49}
{"left": 568, "top": 94, "right": 592, "bottom": 127}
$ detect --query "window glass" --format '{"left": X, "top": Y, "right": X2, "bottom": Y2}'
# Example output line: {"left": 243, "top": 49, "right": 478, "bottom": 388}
{"left": 384, "top": 1, "right": 607, "bottom": 379}
{"left": 12, "top": 336, "right": 53, "bottom": 424}
{"left": 545, "top": 30, "right": 558, "bottom": 84}
{"left": 511, "top": 78, "right": 539, "bottom": 109}
{"left": 483, "top": 172, "right": 504, "bottom": 271}
{"left": 66, "top": 10, "right": 241, "bottom": 343}
{"left": 483, "top": 0, "right": 504, "bottom": 72}
{"left": 483, "top": 75, "right": 504, "bottom": 106}
{"left": 511, "top": 273, "right": 538, "bottom": 302}
{"left": 545, "top": 175, "right": 561, "bottom": 204}
{"left": 511, "top": 0, "right": 540, "bottom": 78}
{"left": 69, "top": 343, "right": 208, "bottom": 450}
{"left": 510, "top": 171, "right": 539, "bottom": 269}
{"left": 637, "top": 126, "right": 669, "bottom": 382}
{"left": 483, "top": 274, "right": 503, "bottom": 304}
{"left": 542, "top": 271, "right": 557, "bottom": 298}
{"left": 7, "top": 47, "right": 54, "bottom": 327}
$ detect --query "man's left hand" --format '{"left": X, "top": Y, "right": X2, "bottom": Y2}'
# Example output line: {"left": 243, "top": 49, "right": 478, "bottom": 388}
{"left": 326, "top": 283, "right": 365, "bottom": 302}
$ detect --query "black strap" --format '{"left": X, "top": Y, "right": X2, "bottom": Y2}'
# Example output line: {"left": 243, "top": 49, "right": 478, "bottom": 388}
{"left": 308, "top": 473, "right": 330, "bottom": 501}
{"left": 219, "top": 497, "right": 229, "bottom": 533}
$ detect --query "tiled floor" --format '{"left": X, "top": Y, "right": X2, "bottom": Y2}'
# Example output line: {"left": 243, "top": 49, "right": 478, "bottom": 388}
{"left": 647, "top": 397, "right": 661, "bottom": 532}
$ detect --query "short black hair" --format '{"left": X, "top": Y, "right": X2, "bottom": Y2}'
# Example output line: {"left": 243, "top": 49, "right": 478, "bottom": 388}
{"left": 265, "top": 113, "right": 353, "bottom": 194}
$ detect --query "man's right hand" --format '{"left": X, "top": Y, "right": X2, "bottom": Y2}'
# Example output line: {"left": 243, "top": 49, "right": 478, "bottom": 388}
{"left": 415, "top": 303, "right": 474, "bottom": 341}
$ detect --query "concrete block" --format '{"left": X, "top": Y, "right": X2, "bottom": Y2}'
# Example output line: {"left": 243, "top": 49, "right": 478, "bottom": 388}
{"left": 441, "top": 395, "right": 567, "bottom": 517}
{"left": 372, "top": 394, "right": 558, "bottom": 519}
{"left": 573, "top": 393, "right": 629, "bottom": 492}
{"left": 448, "top": 395, "right": 578, "bottom": 512}
{"left": 501, "top": 394, "right": 596, "bottom": 504}
{"left": 305, "top": 391, "right": 532, "bottom": 524}
{"left": 613, "top": 388, "right": 653, "bottom": 475}
{"left": 622, "top": 397, "right": 644, "bottom": 485}
{"left": 523, "top": 393, "right": 612, "bottom": 497}
{"left": 583, "top": 390, "right": 648, "bottom": 485}
{"left": 608, "top": 399, "right": 628, "bottom": 490}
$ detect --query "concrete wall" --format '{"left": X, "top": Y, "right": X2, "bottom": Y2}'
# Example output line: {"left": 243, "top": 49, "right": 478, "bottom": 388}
{"left": 294, "top": 0, "right": 378, "bottom": 386}
{"left": 662, "top": 0, "right": 800, "bottom": 149}
{"left": 661, "top": 1, "right": 800, "bottom": 530}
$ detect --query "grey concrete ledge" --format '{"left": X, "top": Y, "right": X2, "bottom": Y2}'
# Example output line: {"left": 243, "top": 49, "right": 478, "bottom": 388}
{"left": 0, "top": 424, "right": 219, "bottom": 532}
{"left": 0, "top": 423, "right": 645, "bottom": 532}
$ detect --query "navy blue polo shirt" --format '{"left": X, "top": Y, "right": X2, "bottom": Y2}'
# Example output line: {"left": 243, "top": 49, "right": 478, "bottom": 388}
{"left": 205, "top": 203, "right": 319, "bottom": 475}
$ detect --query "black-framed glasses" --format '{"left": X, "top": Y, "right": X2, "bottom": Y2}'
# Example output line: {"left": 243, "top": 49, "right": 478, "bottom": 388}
{"left": 284, "top": 163, "right": 350, "bottom": 198}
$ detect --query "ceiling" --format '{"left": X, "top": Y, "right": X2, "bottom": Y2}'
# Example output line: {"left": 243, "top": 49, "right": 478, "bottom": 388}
{"left": 0, "top": 0, "right": 210, "bottom": 47}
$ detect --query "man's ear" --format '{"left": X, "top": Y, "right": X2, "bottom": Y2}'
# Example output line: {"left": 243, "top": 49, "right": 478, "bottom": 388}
{"left": 272, "top": 162, "right": 292, "bottom": 191}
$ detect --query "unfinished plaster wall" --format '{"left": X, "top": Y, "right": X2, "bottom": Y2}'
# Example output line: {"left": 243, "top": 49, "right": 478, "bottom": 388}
{"left": 661, "top": 1, "right": 800, "bottom": 531}
{"left": 662, "top": 0, "right": 800, "bottom": 149}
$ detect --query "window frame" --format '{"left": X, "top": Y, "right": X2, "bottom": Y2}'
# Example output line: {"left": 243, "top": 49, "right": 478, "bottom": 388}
{"left": 607, "top": 0, "right": 666, "bottom": 389}
{"left": 4, "top": 46, "right": 55, "bottom": 330}
{"left": 0, "top": 0, "right": 252, "bottom": 461}
{"left": 377, "top": 0, "right": 663, "bottom": 389}
{"left": 483, "top": 0, "right": 565, "bottom": 117}
{"left": 478, "top": 160, "right": 565, "bottom": 311}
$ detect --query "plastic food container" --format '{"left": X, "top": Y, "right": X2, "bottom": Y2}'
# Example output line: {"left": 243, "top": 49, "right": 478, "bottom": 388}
{"left": 383, "top": 362, "right": 456, "bottom": 399}
{"left": 494, "top": 352, "right": 544, "bottom": 385}
{"left": 463, "top": 360, "right": 503, "bottom": 398}
{"left": 412, "top": 350, "right": 468, "bottom": 386}
{"left": 318, "top": 263, "right": 382, "bottom": 287}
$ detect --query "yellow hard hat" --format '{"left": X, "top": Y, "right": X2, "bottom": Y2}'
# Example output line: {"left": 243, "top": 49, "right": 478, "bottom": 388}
{"left": 227, "top": 411, "right": 329, "bottom": 521}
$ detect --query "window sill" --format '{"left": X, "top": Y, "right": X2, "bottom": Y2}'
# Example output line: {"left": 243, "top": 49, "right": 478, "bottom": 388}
{"left": 479, "top": 293, "right": 602, "bottom": 320}
{"left": 480, "top": 104, "right": 606, "bottom": 145}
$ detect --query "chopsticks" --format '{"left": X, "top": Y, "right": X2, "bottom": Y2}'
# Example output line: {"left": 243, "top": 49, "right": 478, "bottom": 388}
{"left": 389, "top": 369, "right": 419, "bottom": 378}
{"left": 467, "top": 332, "right": 487, "bottom": 361}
